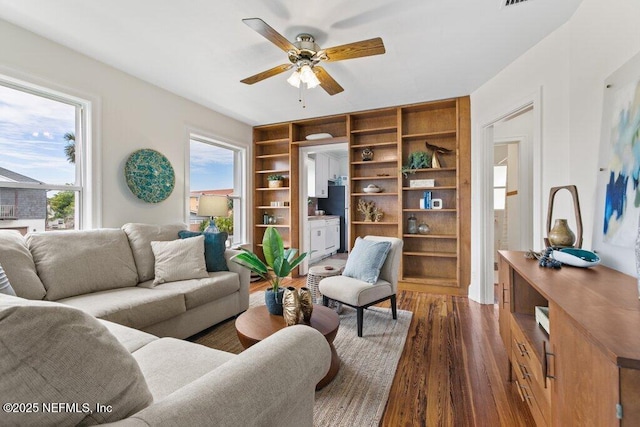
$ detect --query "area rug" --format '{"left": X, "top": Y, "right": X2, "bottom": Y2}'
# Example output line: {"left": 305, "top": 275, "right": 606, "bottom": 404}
{"left": 192, "top": 291, "right": 412, "bottom": 427}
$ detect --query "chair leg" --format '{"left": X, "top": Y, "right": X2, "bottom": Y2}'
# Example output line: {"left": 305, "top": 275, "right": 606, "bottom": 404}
{"left": 357, "top": 307, "right": 364, "bottom": 337}
{"left": 322, "top": 295, "right": 329, "bottom": 307}
{"left": 391, "top": 294, "right": 397, "bottom": 320}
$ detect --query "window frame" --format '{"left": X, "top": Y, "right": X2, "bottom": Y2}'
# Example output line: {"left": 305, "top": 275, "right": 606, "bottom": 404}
{"left": 187, "top": 132, "right": 247, "bottom": 246}
{"left": 0, "top": 75, "right": 95, "bottom": 230}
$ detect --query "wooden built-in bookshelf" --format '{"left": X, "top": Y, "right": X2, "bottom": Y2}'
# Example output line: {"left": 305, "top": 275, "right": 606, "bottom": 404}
{"left": 252, "top": 97, "right": 470, "bottom": 294}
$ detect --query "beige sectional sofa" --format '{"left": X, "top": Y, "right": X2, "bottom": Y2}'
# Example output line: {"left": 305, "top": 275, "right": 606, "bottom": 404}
{"left": 0, "top": 223, "right": 250, "bottom": 338}
{"left": 0, "top": 224, "right": 332, "bottom": 426}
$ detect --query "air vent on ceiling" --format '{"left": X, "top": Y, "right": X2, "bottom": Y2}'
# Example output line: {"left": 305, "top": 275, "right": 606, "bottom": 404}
{"left": 500, "top": 0, "right": 530, "bottom": 8}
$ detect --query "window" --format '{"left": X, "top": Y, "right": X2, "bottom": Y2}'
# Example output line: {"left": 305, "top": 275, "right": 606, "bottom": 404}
{"left": 0, "top": 79, "right": 88, "bottom": 233}
{"left": 494, "top": 165, "right": 507, "bottom": 210}
{"left": 189, "top": 135, "right": 246, "bottom": 246}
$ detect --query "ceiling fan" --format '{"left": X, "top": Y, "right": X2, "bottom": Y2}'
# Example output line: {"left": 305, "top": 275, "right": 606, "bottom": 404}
{"left": 240, "top": 18, "right": 385, "bottom": 95}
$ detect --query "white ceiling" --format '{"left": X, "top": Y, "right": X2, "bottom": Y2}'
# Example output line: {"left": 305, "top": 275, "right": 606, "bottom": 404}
{"left": 0, "top": 0, "right": 582, "bottom": 126}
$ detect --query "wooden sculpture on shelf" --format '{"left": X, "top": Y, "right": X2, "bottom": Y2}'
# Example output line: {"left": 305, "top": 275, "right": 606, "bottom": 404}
{"left": 357, "top": 199, "right": 384, "bottom": 222}
{"left": 425, "top": 141, "right": 452, "bottom": 169}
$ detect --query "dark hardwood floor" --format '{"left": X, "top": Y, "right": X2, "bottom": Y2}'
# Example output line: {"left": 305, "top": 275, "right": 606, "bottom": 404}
{"left": 249, "top": 279, "right": 534, "bottom": 426}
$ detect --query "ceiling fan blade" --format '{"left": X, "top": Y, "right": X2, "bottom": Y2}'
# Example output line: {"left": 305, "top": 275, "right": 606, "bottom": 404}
{"left": 241, "top": 64, "right": 293, "bottom": 85}
{"left": 314, "top": 66, "right": 344, "bottom": 96}
{"left": 323, "top": 37, "right": 385, "bottom": 62}
{"left": 242, "top": 18, "right": 299, "bottom": 54}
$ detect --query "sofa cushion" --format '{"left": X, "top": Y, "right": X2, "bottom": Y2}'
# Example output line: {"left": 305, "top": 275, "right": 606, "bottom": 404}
{"left": 99, "top": 319, "right": 159, "bottom": 353}
{"left": 122, "top": 223, "right": 187, "bottom": 283}
{"left": 132, "top": 338, "right": 235, "bottom": 401}
{"left": 178, "top": 230, "right": 229, "bottom": 272}
{"left": 151, "top": 235, "right": 209, "bottom": 285}
{"left": 138, "top": 271, "right": 241, "bottom": 310}
{"left": 0, "top": 230, "right": 46, "bottom": 299}
{"left": 59, "top": 287, "right": 186, "bottom": 330}
{"left": 27, "top": 229, "right": 138, "bottom": 301}
{"left": 0, "top": 294, "right": 153, "bottom": 426}
{"left": 318, "top": 275, "right": 393, "bottom": 307}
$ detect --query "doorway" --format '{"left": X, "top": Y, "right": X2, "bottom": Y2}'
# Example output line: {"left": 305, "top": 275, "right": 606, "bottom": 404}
{"left": 298, "top": 143, "right": 348, "bottom": 275}
{"left": 470, "top": 92, "right": 541, "bottom": 304}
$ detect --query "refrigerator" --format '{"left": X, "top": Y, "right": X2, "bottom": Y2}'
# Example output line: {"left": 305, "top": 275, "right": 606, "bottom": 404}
{"left": 317, "top": 182, "right": 348, "bottom": 253}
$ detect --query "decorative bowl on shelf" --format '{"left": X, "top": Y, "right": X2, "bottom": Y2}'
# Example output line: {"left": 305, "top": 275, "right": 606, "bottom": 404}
{"left": 306, "top": 133, "right": 333, "bottom": 140}
{"left": 363, "top": 184, "right": 382, "bottom": 193}
{"left": 314, "top": 210, "right": 325, "bottom": 216}
{"left": 552, "top": 248, "right": 600, "bottom": 268}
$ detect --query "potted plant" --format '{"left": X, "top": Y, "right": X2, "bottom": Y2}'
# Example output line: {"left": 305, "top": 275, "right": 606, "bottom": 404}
{"left": 267, "top": 174, "right": 285, "bottom": 188}
{"left": 231, "top": 227, "right": 308, "bottom": 315}
{"left": 401, "top": 151, "right": 432, "bottom": 177}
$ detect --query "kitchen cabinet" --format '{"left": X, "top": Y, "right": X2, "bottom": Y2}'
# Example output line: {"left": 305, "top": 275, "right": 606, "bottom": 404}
{"left": 309, "top": 220, "right": 326, "bottom": 262}
{"left": 309, "top": 217, "right": 340, "bottom": 262}
{"left": 325, "top": 218, "right": 339, "bottom": 253}
{"left": 328, "top": 156, "right": 340, "bottom": 181}
{"left": 309, "top": 153, "right": 328, "bottom": 198}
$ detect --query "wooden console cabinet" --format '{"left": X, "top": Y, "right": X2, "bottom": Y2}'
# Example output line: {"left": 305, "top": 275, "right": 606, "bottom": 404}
{"left": 498, "top": 251, "right": 640, "bottom": 426}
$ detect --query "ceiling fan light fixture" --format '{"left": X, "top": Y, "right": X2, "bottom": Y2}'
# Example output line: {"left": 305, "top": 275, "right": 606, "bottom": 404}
{"left": 287, "top": 70, "right": 301, "bottom": 88}
{"left": 299, "top": 64, "right": 321, "bottom": 89}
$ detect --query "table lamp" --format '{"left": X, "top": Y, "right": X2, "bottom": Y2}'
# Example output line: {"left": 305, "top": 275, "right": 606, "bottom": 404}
{"left": 197, "top": 195, "right": 228, "bottom": 233}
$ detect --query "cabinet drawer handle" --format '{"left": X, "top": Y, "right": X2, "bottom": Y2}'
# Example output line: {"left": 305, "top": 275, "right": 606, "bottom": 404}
{"left": 502, "top": 287, "right": 509, "bottom": 306}
{"left": 543, "top": 341, "right": 556, "bottom": 380}
{"left": 518, "top": 363, "right": 531, "bottom": 380}
{"left": 514, "top": 380, "right": 532, "bottom": 402}
{"left": 516, "top": 341, "right": 528, "bottom": 357}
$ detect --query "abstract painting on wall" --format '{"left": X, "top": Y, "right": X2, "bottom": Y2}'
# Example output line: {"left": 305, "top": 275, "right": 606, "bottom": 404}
{"left": 594, "top": 51, "right": 640, "bottom": 276}
{"left": 601, "top": 78, "right": 640, "bottom": 248}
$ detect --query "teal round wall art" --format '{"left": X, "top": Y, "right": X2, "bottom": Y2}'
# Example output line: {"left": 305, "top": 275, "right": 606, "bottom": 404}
{"left": 124, "top": 149, "right": 175, "bottom": 203}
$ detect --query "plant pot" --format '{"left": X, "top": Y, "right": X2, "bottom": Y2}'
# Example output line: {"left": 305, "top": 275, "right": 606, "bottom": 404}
{"left": 268, "top": 180, "right": 283, "bottom": 188}
{"left": 265, "top": 287, "right": 285, "bottom": 315}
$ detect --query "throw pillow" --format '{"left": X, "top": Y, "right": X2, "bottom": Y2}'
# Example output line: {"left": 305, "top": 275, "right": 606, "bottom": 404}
{"left": 151, "top": 234, "right": 209, "bottom": 285}
{"left": 0, "top": 296, "right": 153, "bottom": 425}
{"left": 178, "top": 230, "right": 229, "bottom": 272}
{"left": 0, "top": 263, "right": 16, "bottom": 296}
{"left": 342, "top": 237, "right": 392, "bottom": 284}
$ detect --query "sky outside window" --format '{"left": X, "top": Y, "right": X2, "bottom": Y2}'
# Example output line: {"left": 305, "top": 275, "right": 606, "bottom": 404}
{"left": 0, "top": 84, "right": 76, "bottom": 184}
{"left": 190, "top": 140, "right": 234, "bottom": 192}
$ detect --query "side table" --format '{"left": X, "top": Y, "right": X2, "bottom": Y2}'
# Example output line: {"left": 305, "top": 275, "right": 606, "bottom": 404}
{"left": 306, "top": 265, "right": 343, "bottom": 312}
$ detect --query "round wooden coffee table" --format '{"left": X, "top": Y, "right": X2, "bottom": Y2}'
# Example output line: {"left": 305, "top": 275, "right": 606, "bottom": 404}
{"left": 235, "top": 304, "right": 340, "bottom": 389}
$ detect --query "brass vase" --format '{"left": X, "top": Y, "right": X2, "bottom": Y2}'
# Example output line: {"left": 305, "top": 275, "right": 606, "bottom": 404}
{"left": 298, "top": 287, "right": 314, "bottom": 324}
{"left": 548, "top": 219, "right": 575, "bottom": 247}
{"left": 283, "top": 286, "right": 300, "bottom": 326}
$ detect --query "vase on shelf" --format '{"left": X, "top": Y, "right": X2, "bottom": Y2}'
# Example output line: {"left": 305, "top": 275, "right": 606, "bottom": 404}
{"left": 548, "top": 219, "right": 575, "bottom": 247}
{"left": 361, "top": 147, "right": 374, "bottom": 161}
{"left": 407, "top": 214, "right": 418, "bottom": 234}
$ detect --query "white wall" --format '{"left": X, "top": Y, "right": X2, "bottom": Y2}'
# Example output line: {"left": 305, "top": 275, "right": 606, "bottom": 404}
{"left": 0, "top": 19, "right": 252, "bottom": 229}
{"left": 470, "top": 0, "right": 640, "bottom": 300}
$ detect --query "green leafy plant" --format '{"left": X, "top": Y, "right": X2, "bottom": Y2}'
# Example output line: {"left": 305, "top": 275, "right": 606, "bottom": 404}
{"left": 231, "top": 227, "right": 308, "bottom": 293}
{"left": 214, "top": 216, "right": 233, "bottom": 234}
{"left": 401, "top": 151, "right": 432, "bottom": 177}
{"left": 267, "top": 174, "right": 284, "bottom": 181}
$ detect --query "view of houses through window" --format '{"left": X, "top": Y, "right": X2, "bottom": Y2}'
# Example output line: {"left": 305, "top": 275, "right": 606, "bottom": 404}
{"left": 0, "top": 81, "right": 83, "bottom": 234}
{"left": 189, "top": 136, "right": 244, "bottom": 246}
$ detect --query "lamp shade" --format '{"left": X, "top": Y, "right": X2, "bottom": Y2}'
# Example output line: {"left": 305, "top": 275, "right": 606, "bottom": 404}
{"left": 197, "top": 195, "right": 228, "bottom": 217}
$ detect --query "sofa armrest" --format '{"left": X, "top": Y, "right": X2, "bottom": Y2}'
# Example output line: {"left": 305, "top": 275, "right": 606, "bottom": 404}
{"left": 225, "top": 249, "right": 250, "bottom": 311}
{"left": 107, "top": 325, "right": 330, "bottom": 427}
